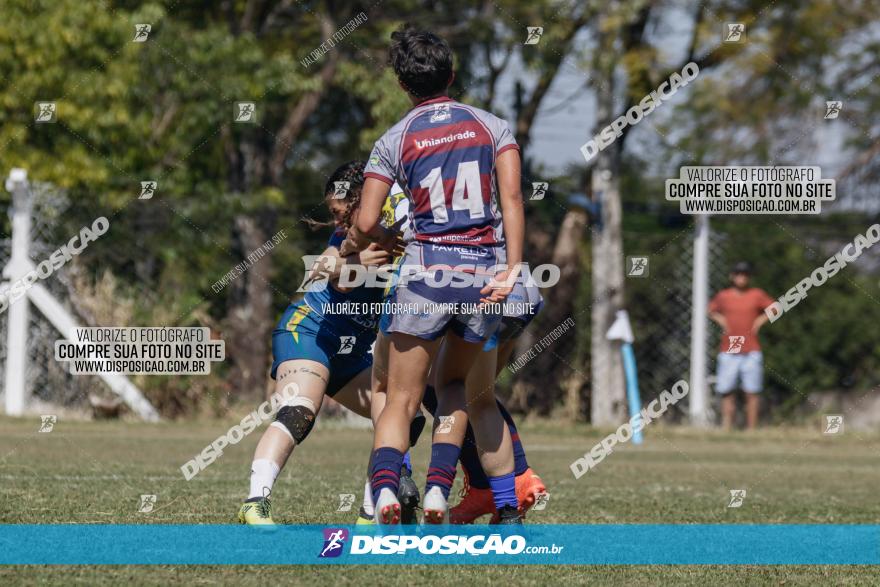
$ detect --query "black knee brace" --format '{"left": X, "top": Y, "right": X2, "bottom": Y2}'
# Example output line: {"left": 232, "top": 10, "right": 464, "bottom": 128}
{"left": 274, "top": 404, "right": 316, "bottom": 444}
{"left": 409, "top": 410, "right": 427, "bottom": 448}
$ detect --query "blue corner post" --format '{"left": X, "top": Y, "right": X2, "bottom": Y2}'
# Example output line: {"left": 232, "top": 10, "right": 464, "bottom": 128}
{"left": 606, "top": 310, "right": 643, "bottom": 444}
{"left": 621, "top": 342, "right": 643, "bottom": 444}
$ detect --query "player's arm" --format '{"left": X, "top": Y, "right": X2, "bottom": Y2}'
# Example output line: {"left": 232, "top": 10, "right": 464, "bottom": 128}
{"left": 340, "top": 178, "right": 394, "bottom": 256}
{"left": 481, "top": 148, "right": 524, "bottom": 304}
{"left": 306, "top": 244, "right": 389, "bottom": 293}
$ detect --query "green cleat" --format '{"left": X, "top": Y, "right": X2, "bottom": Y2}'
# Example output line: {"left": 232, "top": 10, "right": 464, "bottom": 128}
{"left": 355, "top": 506, "right": 376, "bottom": 525}
{"left": 238, "top": 496, "right": 275, "bottom": 527}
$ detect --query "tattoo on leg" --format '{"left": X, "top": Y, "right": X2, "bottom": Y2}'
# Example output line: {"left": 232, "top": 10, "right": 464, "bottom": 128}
{"left": 277, "top": 366, "right": 328, "bottom": 384}
{"left": 299, "top": 367, "right": 328, "bottom": 383}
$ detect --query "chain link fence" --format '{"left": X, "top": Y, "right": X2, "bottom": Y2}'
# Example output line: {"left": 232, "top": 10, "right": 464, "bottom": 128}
{"left": 628, "top": 225, "right": 730, "bottom": 422}
{"left": 0, "top": 182, "right": 106, "bottom": 414}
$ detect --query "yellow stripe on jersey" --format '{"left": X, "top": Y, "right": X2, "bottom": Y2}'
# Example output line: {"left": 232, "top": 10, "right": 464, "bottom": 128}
{"left": 285, "top": 304, "right": 311, "bottom": 343}
{"left": 381, "top": 188, "right": 409, "bottom": 298}
{"left": 381, "top": 190, "right": 407, "bottom": 228}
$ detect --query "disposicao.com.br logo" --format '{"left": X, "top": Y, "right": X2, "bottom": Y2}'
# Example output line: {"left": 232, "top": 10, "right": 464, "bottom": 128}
{"left": 325, "top": 531, "right": 563, "bottom": 557}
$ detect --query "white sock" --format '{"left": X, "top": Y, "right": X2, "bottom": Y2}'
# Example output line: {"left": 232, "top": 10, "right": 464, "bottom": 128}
{"left": 361, "top": 479, "right": 375, "bottom": 516}
{"left": 248, "top": 459, "right": 280, "bottom": 499}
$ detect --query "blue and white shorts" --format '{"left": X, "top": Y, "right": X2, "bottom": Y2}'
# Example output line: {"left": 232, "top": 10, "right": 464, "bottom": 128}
{"left": 383, "top": 241, "right": 504, "bottom": 343}
{"left": 271, "top": 302, "right": 374, "bottom": 397}
{"left": 715, "top": 351, "right": 763, "bottom": 394}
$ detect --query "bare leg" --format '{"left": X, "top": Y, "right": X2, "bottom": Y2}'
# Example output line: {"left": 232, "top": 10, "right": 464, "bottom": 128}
{"left": 495, "top": 338, "right": 518, "bottom": 378}
{"left": 430, "top": 338, "right": 469, "bottom": 449}
{"left": 452, "top": 339, "right": 513, "bottom": 477}
{"left": 252, "top": 360, "right": 329, "bottom": 469}
{"left": 370, "top": 331, "right": 391, "bottom": 424}
{"left": 745, "top": 393, "right": 760, "bottom": 430}
{"left": 375, "top": 333, "right": 441, "bottom": 452}
{"left": 332, "top": 367, "right": 372, "bottom": 420}
{"left": 721, "top": 393, "right": 736, "bottom": 431}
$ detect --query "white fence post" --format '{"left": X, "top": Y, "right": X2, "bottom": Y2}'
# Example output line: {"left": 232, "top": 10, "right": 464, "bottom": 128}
{"left": 2, "top": 168, "right": 159, "bottom": 421}
{"left": 689, "top": 214, "right": 711, "bottom": 427}
{"left": 4, "top": 169, "right": 32, "bottom": 416}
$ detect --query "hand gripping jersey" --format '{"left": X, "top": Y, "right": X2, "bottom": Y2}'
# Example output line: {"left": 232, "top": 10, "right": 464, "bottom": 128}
{"left": 270, "top": 187, "right": 411, "bottom": 389}
{"left": 364, "top": 97, "right": 519, "bottom": 248}
{"left": 301, "top": 184, "right": 410, "bottom": 333}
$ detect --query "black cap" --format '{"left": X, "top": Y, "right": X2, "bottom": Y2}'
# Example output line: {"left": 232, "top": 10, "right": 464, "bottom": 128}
{"left": 731, "top": 261, "right": 752, "bottom": 274}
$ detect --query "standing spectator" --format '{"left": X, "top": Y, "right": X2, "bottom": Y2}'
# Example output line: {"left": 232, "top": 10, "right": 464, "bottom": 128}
{"left": 708, "top": 262, "right": 775, "bottom": 430}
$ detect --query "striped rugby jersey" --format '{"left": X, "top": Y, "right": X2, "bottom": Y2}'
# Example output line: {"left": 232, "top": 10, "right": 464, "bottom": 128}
{"left": 364, "top": 96, "right": 519, "bottom": 248}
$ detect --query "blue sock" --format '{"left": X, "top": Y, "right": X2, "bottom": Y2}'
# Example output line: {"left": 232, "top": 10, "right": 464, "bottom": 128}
{"left": 497, "top": 400, "right": 529, "bottom": 476}
{"left": 426, "top": 442, "right": 460, "bottom": 499}
{"left": 402, "top": 451, "right": 412, "bottom": 474}
{"left": 457, "top": 401, "right": 528, "bottom": 488}
{"left": 489, "top": 472, "right": 517, "bottom": 510}
{"left": 370, "top": 447, "right": 404, "bottom": 506}
{"left": 458, "top": 428, "right": 491, "bottom": 489}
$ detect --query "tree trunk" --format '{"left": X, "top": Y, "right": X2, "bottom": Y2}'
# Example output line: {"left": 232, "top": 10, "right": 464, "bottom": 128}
{"left": 590, "top": 162, "right": 626, "bottom": 425}
{"left": 589, "top": 21, "right": 627, "bottom": 426}
{"left": 224, "top": 213, "right": 275, "bottom": 399}
{"left": 511, "top": 206, "right": 588, "bottom": 415}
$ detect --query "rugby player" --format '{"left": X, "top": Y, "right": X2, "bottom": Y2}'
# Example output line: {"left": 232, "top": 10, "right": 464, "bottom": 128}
{"left": 355, "top": 164, "right": 547, "bottom": 524}
{"left": 239, "top": 161, "right": 541, "bottom": 526}
{"left": 343, "top": 28, "right": 526, "bottom": 524}
{"left": 238, "top": 161, "right": 420, "bottom": 525}
{"left": 435, "top": 281, "right": 547, "bottom": 524}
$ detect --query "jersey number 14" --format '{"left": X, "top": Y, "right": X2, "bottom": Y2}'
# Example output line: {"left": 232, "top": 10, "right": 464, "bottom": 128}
{"left": 419, "top": 161, "right": 485, "bottom": 224}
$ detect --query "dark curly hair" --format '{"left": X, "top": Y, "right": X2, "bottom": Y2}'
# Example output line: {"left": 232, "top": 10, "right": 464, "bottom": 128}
{"left": 304, "top": 160, "right": 365, "bottom": 231}
{"left": 389, "top": 28, "right": 453, "bottom": 99}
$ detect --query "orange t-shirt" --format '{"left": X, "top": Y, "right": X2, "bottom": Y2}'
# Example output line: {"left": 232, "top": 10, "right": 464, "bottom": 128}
{"left": 708, "top": 287, "right": 775, "bottom": 353}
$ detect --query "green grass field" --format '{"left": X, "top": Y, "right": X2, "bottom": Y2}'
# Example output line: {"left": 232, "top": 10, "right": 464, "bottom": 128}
{"left": 1, "top": 414, "right": 878, "bottom": 585}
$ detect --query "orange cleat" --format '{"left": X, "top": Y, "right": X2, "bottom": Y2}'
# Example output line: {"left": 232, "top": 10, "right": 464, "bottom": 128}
{"left": 489, "top": 468, "right": 547, "bottom": 524}
{"left": 451, "top": 468, "right": 549, "bottom": 524}
{"left": 450, "top": 472, "right": 495, "bottom": 524}
{"left": 514, "top": 468, "right": 547, "bottom": 517}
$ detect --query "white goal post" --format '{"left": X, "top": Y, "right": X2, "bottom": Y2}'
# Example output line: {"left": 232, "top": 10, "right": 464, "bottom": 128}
{"left": 2, "top": 168, "right": 159, "bottom": 421}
